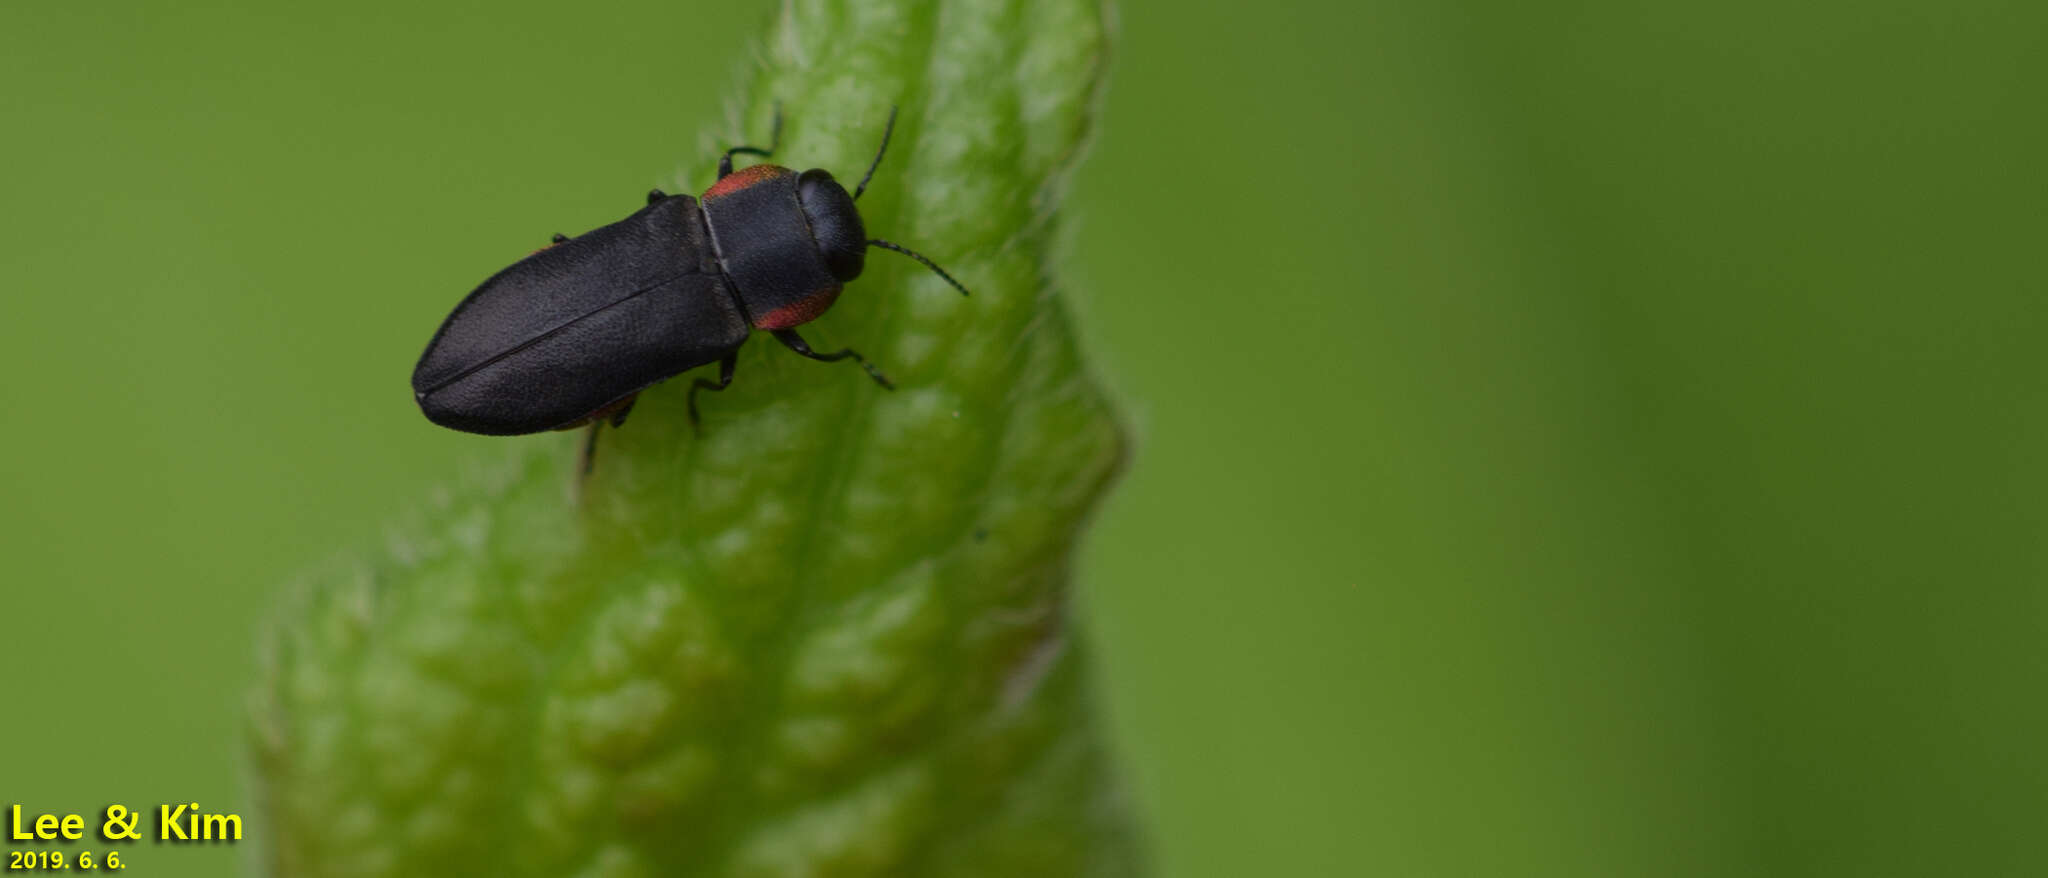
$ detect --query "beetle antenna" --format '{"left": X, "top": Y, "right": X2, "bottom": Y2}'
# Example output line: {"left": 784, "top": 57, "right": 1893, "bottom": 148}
{"left": 869, "top": 238, "right": 970, "bottom": 296}
{"left": 853, "top": 106, "right": 898, "bottom": 201}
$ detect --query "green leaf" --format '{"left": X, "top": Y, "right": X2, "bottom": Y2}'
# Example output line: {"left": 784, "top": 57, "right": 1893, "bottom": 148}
{"left": 248, "top": 0, "right": 1141, "bottom": 875}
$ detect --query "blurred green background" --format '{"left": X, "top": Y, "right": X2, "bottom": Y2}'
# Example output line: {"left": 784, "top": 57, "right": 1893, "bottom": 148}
{"left": 3, "top": 0, "right": 2044, "bottom": 875}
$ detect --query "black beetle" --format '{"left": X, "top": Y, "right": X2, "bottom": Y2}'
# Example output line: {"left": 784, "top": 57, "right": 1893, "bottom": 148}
{"left": 410, "top": 107, "right": 968, "bottom": 461}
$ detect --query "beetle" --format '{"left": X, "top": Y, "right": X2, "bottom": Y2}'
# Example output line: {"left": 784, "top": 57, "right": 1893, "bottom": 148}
{"left": 410, "top": 106, "right": 968, "bottom": 466}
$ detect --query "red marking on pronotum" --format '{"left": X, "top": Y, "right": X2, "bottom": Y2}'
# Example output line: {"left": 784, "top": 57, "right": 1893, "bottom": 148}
{"left": 702, "top": 164, "right": 791, "bottom": 200}
{"left": 755, "top": 287, "right": 843, "bottom": 329}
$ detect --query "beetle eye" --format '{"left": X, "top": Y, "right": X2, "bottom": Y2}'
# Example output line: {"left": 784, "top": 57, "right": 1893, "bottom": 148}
{"left": 796, "top": 169, "right": 868, "bottom": 282}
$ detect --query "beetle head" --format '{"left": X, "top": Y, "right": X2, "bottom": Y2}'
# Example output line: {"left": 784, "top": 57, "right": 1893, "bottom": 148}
{"left": 796, "top": 169, "right": 867, "bottom": 282}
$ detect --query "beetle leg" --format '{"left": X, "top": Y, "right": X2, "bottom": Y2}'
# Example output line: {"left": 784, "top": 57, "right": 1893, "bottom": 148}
{"left": 579, "top": 422, "right": 603, "bottom": 477}
{"left": 687, "top": 352, "right": 740, "bottom": 435}
{"left": 609, "top": 394, "right": 638, "bottom": 428}
{"left": 646, "top": 188, "right": 667, "bottom": 205}
{"left": 717, "top": 102, "right": 784, "bottom": 178}
{"left": 770, "top": 328, "right": 894, "bottom": 390}
{"left": 574, "top": 395, "right": 641, "bottom": 477}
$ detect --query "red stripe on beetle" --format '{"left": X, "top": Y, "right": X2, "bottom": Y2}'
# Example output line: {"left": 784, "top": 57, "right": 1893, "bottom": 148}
{"left": 550, "top": 392, "right": 638, "bottom": 431}
{"left": 702, "top": 164, "right": 792, "bottom": 200}
{"left": 755, "top": 286, "right": 843, "bottom": 329}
